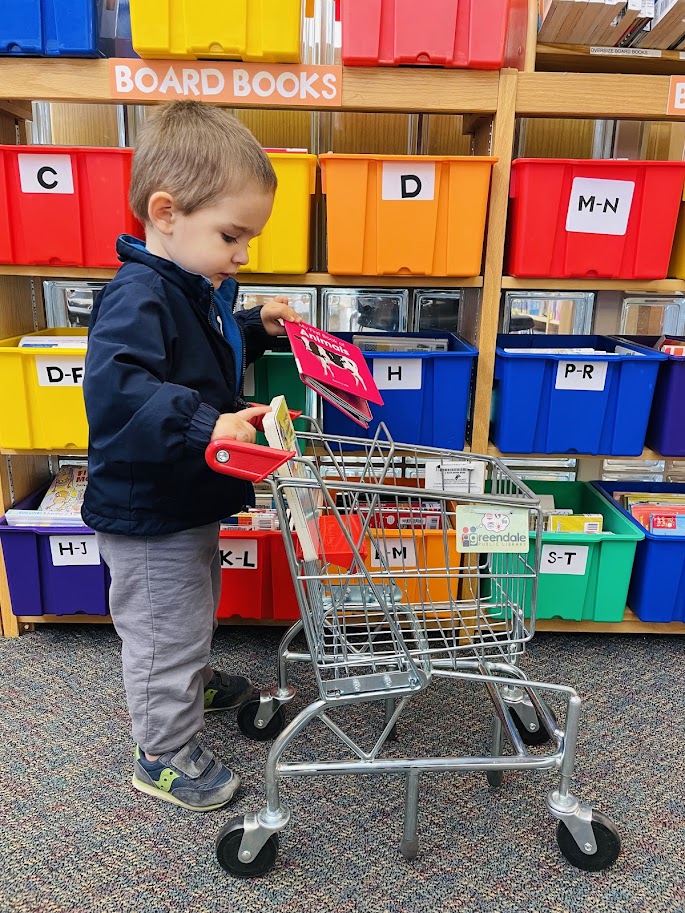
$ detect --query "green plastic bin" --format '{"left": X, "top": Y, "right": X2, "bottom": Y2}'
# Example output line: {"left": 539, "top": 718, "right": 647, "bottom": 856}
{"left": 244, "top": 351, "right": 313, "bottom": 449}
{"left": 491, "top": 481, "right": 644, "bottom": 622}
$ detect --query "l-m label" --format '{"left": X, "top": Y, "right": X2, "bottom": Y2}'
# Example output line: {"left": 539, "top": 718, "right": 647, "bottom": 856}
{"left": 565, "top": 177, "right": 635, "bottom": 236}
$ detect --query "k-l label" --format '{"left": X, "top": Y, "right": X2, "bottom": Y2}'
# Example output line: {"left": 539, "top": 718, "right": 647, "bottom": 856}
{"left": 50, "top": 536, "right": 101, "bottom": 567}
{"left": 220, "top": 539, "right": 258, "bottom": 569}
{"left": 555, "top": 360, "right": 607, "bottom": 392}
{"left": 565, "top": 178, "right": 635, "bottom": 236}
{"left": 36, "top": 357, "right": 85, "bottom": 387}
{"left": 373, "top": 359, "right": 422, "bottom": 390}
{"left": 381, "top": 162, "right": 435, "bottom": 201}
{"left": 18, "top": 154, "right": 75, "bottom": 194}
{"left": 541, "top": 545, "right": 588, "bottom": 576}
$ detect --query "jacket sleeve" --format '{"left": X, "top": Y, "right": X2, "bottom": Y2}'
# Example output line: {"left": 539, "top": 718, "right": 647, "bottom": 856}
{"left": 84, "top": 279, "right": 219, "bottom": 463}
{"left": 234, "top": 304, "right": 273, "bottom": 366}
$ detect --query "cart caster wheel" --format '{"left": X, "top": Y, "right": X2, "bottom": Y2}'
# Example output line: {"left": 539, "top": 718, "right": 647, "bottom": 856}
{"left": 216, "top": 817, "right": 279, "bottom": 877}
{"left": 487, "top": 770, "right": 503, "bottom": 788}
{"left": 237, "top": 696, "right": 286, "bottom": 742}
{"left": 556, "top": 811, "right": 621, "bottom": 872}
{"left": 513, "top": 708, "right": 553, "bottom": 746}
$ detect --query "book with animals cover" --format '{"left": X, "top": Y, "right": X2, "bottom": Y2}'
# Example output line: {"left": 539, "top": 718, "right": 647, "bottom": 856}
{"left": 285, "top": 322, "right": 383, "bottom": 428}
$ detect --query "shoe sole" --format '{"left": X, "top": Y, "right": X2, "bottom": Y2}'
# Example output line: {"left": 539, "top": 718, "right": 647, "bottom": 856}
{"left": 131, "top": 774, "right": 240, "bottom": 812}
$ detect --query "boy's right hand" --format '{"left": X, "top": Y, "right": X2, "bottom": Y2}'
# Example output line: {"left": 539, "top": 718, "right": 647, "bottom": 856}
{"left": 210, "top": 405, "right": 271, "bottom": 444}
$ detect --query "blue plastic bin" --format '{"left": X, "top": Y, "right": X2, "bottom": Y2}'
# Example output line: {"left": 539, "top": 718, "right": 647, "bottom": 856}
{"left": 323, "top": 332, "right": 477, "bottom": 449}
{"left": 492, "top": 334, "right": 666, "bottom": 455}
{"left": 593, "top": 481, "right": 685, "bottom": 623}
{"left": 0, "top": 0, "right": 98, "bottom": 57}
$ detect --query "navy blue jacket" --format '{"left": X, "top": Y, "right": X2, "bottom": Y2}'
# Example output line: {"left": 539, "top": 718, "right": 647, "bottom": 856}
{"left": 82, "top": 235, "right": 272, "bottom": 536}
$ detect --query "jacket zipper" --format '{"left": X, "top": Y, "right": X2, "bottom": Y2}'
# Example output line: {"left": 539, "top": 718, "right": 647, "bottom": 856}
{"left": 208, "top": 285, "right": 246, "bottom": 407}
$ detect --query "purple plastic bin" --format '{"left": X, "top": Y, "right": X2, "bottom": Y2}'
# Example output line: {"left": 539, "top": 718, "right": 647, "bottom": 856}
{"left": 615, "top": 335, "right": 685, "bottom": 456}
{"left": 0, "top": 487, "right": 109, "bottom": 617}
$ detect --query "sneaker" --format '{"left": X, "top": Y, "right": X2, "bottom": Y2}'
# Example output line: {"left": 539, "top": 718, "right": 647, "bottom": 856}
{"left": 132, "top": 736, "right": 240, "bottom": 812}
{"left": 204, "top": 670, "right": 254, "bottom": 713}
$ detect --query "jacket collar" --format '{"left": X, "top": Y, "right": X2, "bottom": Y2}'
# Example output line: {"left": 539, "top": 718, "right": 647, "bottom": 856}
{"left": 115, "top": 234, "right": 238, "bottom": 313}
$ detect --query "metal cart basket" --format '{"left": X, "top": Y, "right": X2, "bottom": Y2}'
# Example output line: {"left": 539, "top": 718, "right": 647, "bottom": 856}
{"left": 207, "top": 420, "right": 621, "bottom": 877}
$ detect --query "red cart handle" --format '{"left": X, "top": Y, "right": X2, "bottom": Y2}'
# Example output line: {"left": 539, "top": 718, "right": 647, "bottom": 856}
{"left": 206, "top": 439, "right": 296, "bottom": 483}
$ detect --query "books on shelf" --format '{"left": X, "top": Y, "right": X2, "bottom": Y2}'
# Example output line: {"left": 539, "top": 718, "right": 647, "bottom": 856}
{"left": 5, "top": 464, "right": 89, "bottom": 528}
{"left": 351, "top": 335, "right": 449, "bottom": 353}
{"left": 612, "top": 491, "right": 685, "bottom": 533}
{"left": 18, "top": 335, "right": 88, "bottom": 349}
{"left": 536, "top": 0, "right": 685, "bottom": 51}
{"left": 285, "top": 321, "right": 383, "bottom": 428}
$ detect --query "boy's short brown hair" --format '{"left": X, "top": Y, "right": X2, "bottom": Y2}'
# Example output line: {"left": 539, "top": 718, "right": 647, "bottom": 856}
{"left": 129, "top": 101, "right": 277, "bottom": 223}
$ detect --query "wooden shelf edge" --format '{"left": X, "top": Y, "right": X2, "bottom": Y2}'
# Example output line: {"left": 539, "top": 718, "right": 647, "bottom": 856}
{"left": 537, "top": 608, "right": 685, "bottom": 634}
{"left": 14, "top": 614, "right": 290, "bottom": 627}
{"left": 536, "top": 43, "right": 685, "bottom": 77}
{"left": 0, "top": 266, "right": 483, "bottom": 288}
{"left": 501, "top": 276, "right": 685, "bottom": 293}
{"left": 487, "top": 442, "right": 663, "bottom": 461}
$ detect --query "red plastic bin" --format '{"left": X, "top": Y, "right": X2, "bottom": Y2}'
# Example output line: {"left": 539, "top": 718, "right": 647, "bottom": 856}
{"left": 506, "top": 159, "right": 685, "bottom": 280}
{"left": 0, "top": 145, "right": 141, "bottom": 268}
{"left": 217, "top": 529, "right": 274, "bottom": 621}
{"left": 340, "top": 0, "right": 511, "bottom": 69}
{"left": 271, "top": 533, "right": 300, "bottom": 622}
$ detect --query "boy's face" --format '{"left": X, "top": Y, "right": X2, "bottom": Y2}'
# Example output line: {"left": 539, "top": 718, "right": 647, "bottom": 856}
{"left": 149, "top": 185, "right": 275, "bottom": 288}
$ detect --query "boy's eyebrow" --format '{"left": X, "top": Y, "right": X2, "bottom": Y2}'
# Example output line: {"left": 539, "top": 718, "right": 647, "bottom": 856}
{"left": 225, "top": 222, "right": 254, "bottom": 235}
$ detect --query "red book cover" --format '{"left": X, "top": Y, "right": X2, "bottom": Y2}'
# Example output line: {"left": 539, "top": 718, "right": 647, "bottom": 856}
{"left": 285, "top": 322, "right": 384, "bottom": 428}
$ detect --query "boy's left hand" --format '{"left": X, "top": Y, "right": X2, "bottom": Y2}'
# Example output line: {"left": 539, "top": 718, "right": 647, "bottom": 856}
{"left": 260, "top": 295, "right": 303, "bottom": 337}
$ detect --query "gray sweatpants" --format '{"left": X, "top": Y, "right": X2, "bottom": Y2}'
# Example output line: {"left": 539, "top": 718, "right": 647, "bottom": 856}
{"left": 96, "top": 523, "right": 221, "bottom": 755}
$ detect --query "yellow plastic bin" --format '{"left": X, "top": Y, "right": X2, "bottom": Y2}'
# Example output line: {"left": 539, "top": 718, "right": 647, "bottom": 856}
{"left": 320, "top": 154, "right": 497, "bottom": 277}
{"left": 241, "top": 151, "right": 317, "bottom": 274}
{"left": 130, "top": 0, "right": 303, "bottom": 62}
{"left": 0, "top": 329, "right": 88, "bottom": 450}
{"left": 669, "top": 184, "right": 685, "bottom": 278}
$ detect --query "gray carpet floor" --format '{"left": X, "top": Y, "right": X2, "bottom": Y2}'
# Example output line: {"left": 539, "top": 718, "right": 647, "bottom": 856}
{"left": 0, "top": 624, "right": 683, "bottom": 913}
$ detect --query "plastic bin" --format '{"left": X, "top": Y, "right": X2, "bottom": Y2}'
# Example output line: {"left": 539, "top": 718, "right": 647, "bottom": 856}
{"left": 241, "top": 153, "right": 316, "bottom": 274}
{"left": 0, "top": 329, "right": 88, "bottom": 451}
{"left": 340, "top": 0, "right": 511, "bottom": 69}
{"left": 217, "top": 529, "right": 274, "bottom": 620}
{"left": 320, "top": 154, "right": 496, "bottom": 277}
{"left": 323, "top": 332, "right": 477, "bottom": 449}
{"left": 129, "top": 0, "right": 302, "bottom": 61}
{"left": 0, "top": 487, "right": 108, "bottom": 617}
{"left": 492, "top": 334, "right": 666, "bottom": 456}
{"left": 0, "top": 0, "right": 98, "bottom": 56}
{"left": 365, "top": 528, "right": 461, "bottom": 607}
{"left": 0, "top": 145, "right": 140, "bottom": 268}
{"left": 593, "top": 481, "right": 685, "bottom": 623}
{"left": 668, "top": 183, "right": 685, "bottom": 279}
{"left": 271, "top": 533, "right": 300, "bottom": 621}
{"left": 506, "top": 159, "right": 685, "bottom": 280}
{"left": 243, "top": 351, "right": 312, "bottom": 449}
{"left": 497, "top": 481, "right": 643, "bottom": 622}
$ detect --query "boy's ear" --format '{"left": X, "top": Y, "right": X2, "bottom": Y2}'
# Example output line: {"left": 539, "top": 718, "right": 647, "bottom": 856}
{"left": 147, "top": 191, "right": 176, "bottom": 235}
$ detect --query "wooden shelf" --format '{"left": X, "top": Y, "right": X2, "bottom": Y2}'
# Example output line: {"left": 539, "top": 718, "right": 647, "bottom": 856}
{"left": 502, "top": 277, "right": 685, "bottom": 293}
{"left": 0, "top": 265, "right": 483, "bottom": 288}
{"left": 537, "top": 607, "right": 685, "bottom": 634}
{"left": 488, "top": 443, "right": 664, "bottom": 461}
{"left": 0, "top": 59, "right": 500, "bottom": 114}
{"left": 536, "top": 43, "right": 685, "bottom": 77}
{"left": 14, "top": 614, "right": 290, "bottom": 627}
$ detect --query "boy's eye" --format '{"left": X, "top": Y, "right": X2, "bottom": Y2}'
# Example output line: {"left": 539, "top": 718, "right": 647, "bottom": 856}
{"left": 221, "top": 233, "right": 238, "bottom": 244}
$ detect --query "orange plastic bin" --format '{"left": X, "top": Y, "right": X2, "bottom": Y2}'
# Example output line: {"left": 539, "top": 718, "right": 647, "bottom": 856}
{"left": 320, "top": 154, "right": 496, "bottom": 277}
{"left": 0, "top": 145, "right": 141, "bottom": 268}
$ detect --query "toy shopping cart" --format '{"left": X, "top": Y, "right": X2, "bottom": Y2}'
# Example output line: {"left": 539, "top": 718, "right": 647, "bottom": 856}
{"left": 206, "top": 420, "right": 621, "bottom": 877}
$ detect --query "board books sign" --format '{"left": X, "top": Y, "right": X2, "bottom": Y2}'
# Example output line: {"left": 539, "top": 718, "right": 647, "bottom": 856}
{"left": 109, "top": 60, "right": 342, "bottom": 107}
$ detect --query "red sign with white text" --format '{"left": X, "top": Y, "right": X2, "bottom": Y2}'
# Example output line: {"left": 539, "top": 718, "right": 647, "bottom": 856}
{"left": 109, "top": 59, "right": 342, "bottom": 107}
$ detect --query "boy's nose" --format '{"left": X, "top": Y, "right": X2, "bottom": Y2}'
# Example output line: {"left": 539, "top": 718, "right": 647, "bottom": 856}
{"left": 232, "top": 245, "right": 250, "bottom": 267}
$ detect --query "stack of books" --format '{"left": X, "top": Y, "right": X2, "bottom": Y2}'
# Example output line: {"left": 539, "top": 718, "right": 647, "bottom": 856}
{"left": 613, "top": 491, "right": 685, "bottom": 534}
{"left": 538, "top": 1, "right": 685, "bottom": 51}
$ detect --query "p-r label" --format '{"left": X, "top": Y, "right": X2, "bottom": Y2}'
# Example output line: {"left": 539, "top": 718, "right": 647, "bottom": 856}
{"left": 555, "top": 360, "right": 607, "bottom": 392}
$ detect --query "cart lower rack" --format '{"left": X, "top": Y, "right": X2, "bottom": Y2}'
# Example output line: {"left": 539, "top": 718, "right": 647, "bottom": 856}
{"left": 207, "top": 421, "right": 621, "bottom": 876}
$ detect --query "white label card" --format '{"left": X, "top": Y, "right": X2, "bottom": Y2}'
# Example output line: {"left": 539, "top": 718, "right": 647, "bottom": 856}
{"left": 50, "top": 536, "right": 101, "bottom": 567}
{"left": 373, "top": 359, "right": 422, "bottom": 390}
{"left": 36, "top": 357, "right": 85, "bottom": 387}
{"left": 541, "top": 545, "right": 588, "bottom": 576}
{"left": 565, "top": 177, "right": 635, "bottom": 236}
{"left": 370, "top": 539, "right": 417, "bottom": 568}
{"left": 555, "top": 360, "right": 607, "bottom": 392}
{"left": 381, "top": 162, "right": 435, "bottom": 202}
{"left": 18, "top": 154, "right": 75, "bottom": 194}
{"left": 424, "top": 460, "right": 486, "bottom": 494}
{"left": 243, "top": 363, "right": 256, "bottom": 397}
{"left": 220, "top": 539, "right": 258, "bottom": 569}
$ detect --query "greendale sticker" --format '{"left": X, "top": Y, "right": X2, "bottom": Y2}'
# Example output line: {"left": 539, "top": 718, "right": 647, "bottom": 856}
{"left": 455, "top": 506, "right": 529, "bottom": 554}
